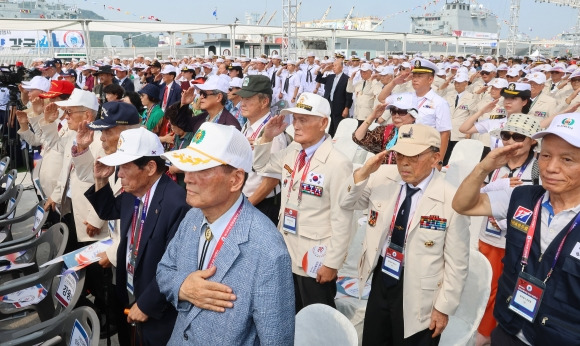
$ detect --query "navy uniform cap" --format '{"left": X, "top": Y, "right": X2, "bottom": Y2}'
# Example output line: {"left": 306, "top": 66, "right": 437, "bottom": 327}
{"left": 87, "top": 102, "right": 141, "bottom": 130}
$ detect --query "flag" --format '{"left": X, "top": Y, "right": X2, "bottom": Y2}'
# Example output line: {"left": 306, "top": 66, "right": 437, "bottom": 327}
{"left": 212, "top": 9, "right": 217, "bottom": 17}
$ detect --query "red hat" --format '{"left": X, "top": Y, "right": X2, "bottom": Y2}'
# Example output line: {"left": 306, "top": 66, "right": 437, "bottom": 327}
{"left": 39, "top": 80, "right": 75, "bottom": 99}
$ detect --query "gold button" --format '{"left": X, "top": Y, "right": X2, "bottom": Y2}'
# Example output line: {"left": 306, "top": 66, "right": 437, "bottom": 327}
{"left": 377, "top": 203, "right": 382, "bottom": 208}
{"left": 347, "top": 186, "right": 351, "bottom": 192}
{"left": 437, "top": 282, "right": 441, "bottom": 287}
{"left": 425, "top": 241, "right": 434, "bottom": 247}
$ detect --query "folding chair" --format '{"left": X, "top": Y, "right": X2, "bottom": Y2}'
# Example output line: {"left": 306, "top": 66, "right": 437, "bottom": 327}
{"left": 0, "top": 170, "right": 17, "bottom": 207}
{"left": 0, "top": 184, "right": 23, "bottom": 221}
{"left": 295, "top": 303, "right": 358, "bottom": 346}
{"left": 0, "top": 201, "right": 48, "bottom": 246}
{"left": 0, "top": 157, "right": 9, "bottom": 177}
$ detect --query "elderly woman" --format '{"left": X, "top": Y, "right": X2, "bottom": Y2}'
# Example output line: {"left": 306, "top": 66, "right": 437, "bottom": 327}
{"left": 353, "top": 93, "right": 417, "bottom": 164}
{"left": 159, "top": 102, "right": 195, "bottom": 188}
{"left": 474, "top": 113, "right": 541, "bottom": 346}
{"left": 138, "top": 83, "right": 165, "bottom": 134}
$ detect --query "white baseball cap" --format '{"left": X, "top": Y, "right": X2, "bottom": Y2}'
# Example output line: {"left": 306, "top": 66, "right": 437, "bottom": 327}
{"left": 379, "top": 66, "right": 395, "bottom": 76}
{"left": 506, "top": 68, "right": 520, "bottom": 77}
{"left": 54, "top": 89, "right": 99, "bottom": 111}
{"left": 489, "top": 78, "right": 509, "bottom": 89}
{"left": 454, "top": 72, "right": 469, "bottom": 83}
{"left": 385, "top": 93, "right": 418, "bottom": 117}
{"left": 532, "top": 113, "right": 580, "bottom": 148}
{"left": 22, "top": 76, "right": 51, "bottom": 92}
{"left": 98, "top": 128, "right": 165, "bottom": 166}
{"left": 497, "top": 63, "right": 509, "bottom": 71}
{"left": 482, "top": 63, "right": 497, "bottom": 73}
{"left": 160, "top": 65, "right": 176, "bottom": 74}
{"left": 524, "top": 72, "right": 547, "bottom": 85}
{"left": 280, "top": 92, "right": 331, "bottom": 118}
{"left": 195, "top": 75, "right": 229, "bottom": 93}
{"left": 229, "top": 77, "right": 243, "bottom": 89}
{"left": 162, "top": 122, "right": 253, "bottom": 173}
{"left": 360, "top": 63, "right": 373, "bottom": 72}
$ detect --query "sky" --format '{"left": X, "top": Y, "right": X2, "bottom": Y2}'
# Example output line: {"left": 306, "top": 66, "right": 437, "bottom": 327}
{"left": 70, "top": 0, "right": 579, "bottom": 39}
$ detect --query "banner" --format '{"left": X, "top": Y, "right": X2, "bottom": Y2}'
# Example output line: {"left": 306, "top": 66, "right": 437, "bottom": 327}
{"left": 0, "top": 30, "right": 86, "bottom": 48}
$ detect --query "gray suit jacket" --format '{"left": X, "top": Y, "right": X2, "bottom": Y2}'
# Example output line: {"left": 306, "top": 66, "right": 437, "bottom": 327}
{"left": 157, "top": 197, "right": 295, "bottom": 345}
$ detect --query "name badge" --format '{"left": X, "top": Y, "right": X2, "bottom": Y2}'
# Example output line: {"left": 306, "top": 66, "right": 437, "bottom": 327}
{"left": 382, "top": 244, "right": 404, "bottom": 280}
{"left": 485, "top": 217, "right": 502, "bottom": 238}
{"left": 283, "top": 207, "right": 298, "bottom": 234}
{"left": 55, "top": 270, "right": 78, "bottom": 308}
{"left": 508, "top": 271, "right": 545, "bottom": 322}
{"left": 127, "top": 263, "right": 135, "bottom": 295}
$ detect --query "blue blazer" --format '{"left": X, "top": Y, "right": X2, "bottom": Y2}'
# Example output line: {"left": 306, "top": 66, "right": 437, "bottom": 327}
{"left": 85, "top": 174, "right": 190, "bottom": 344}
{"left": 157, "top": 197, "right": 295, "bottom": 346}
{"left": 120, "top": 77, "right": 135, "bottom": 92}
{"left": 159, "top": 82, "right": 182, "bottom": 108}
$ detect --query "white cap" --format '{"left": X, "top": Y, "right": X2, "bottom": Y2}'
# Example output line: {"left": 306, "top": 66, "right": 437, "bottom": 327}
{"left": 271, "top": 54, "right": 281, "bottom": 60}
{"left": 497, "top": 63, "right": 509, "bottom": 71}
{"left": 195, "top": 75, "right": 229, "bottom": 93}
{"left": 307, "top": 52, "right": 315, "bottom": 57}
{"left": 550, "top": 63, "right": 566, "bottom": 73}
{"left": 569, "top": 69, "right": 580, "bottom": 79}
{"left": 532, "top": 113, "right": 580, "bottom": 148}
{"left": 385, "top": 93, "right": 418, "bottom": 117}
{"left": 202, "top": 62, "right": 212, "bottom": 69}
{"left": 22, "top": 76, "right": 51, "bottom": 92}
{"left": 489, "top": 78, "right": 509, "bottom": 89}
{"left": 162, "top": 122, "right": 253, "bottom": 173}
{"left": 400, "top": 62, "right": 411, "bottom": 69}
{"left": 454, "top": 72, "right": 469, "bottom": 83}
{"left": 216, "top": 58, "right": 225, "bottom": 63}
{"left": 524, "top": 72, "right": 547, "bottom": 85}
{"left": 160, "top": 65, "right": 176, "bottom": 74}
{"left": 229, "top": 77, "right": 243, "bottom": 88}
{"left": 257, "top": 58, "right": 268, "bottom": 64}
{"left": 462, "top": 61, "right": 471, "bottom": 67}
{"left": 99, "top": 128, "right": 165, "bottom": 166}
{"left": 54, "top": 89, "right": 99, "bottom": 111}
{"left": 360, "top": 63, "right": 373, "bottom": 72}
{"left": 450, "top": 62, "right": 461, "bottom": 69}
{"left": 482, "top": 63, "right": 497, "bottom": 73}
{"left": 280, "top": 92, "right": 331, "bottom": 118}
{"left": 506, "top": 68, "right": 520, "bottom": 77}
{"left": 379, "top": 66, "right": 395, "bottom": 76}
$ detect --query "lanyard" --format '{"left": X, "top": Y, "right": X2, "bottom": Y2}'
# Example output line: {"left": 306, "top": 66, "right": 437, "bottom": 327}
{"left": 129, "top": 190, "right": 151, "bottom": 260}
{"left": 490, "top": 158, "right": 532, "bottom": 182}
{"left": 206, "top": 201, "right": 244, "bottom": 269}
{"left": 247, "top": 115, "right": 271, "bottom": 141}
{"left": 417, "top": 97, "right": 428, "bottom": 109}
{"left": 286, "top": 152, "right": 313, "bottom": 205}
{"left": 521, "top": 195, "right": 580, "bottom": 283}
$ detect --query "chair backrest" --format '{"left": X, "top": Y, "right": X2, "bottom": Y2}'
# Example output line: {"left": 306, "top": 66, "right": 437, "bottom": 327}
{"left": 295, "top": 303, "right": 358, "bottom": 346}
{"left": 440, "top": 251, "right": 492, "bottom": 345}
{"left": 0, "top": 156, "right": 10, "bottom": 176}
{"left": 0, "top": 169, "right": 17, "bottom": 199}
{"left": 63, "top": 306, "right": 100, "bottom": 346}
{"left": 0, "top": 201, "right": 48, "bottom": 246}
{"left": 0, "top": 184, "right": 23, "bottom": 220}
{"left": 333, "top": 118, "right": 358, "bottom": 140}
{"left": 444, "top": 139, "right": 484, "bottom": 189}
{"left": 333, "top": 139, "right": 359, "bottom": 162}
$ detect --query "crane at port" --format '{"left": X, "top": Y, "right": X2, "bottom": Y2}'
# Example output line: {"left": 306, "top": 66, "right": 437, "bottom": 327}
{"left": 318, "top": 6, "right": 331, "bottom": 28}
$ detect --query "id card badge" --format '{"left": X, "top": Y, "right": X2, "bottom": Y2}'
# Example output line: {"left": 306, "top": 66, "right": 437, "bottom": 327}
{"left": 283, "top": 206, "right": 298, "bottom": 235}
{"left": 126, "top": 263, "right": 135, "bottom": 295}
{"left": 485, "top": 217, "right": 502, "bottom": 238}
{"left": 508, "top": 271, "right": 546, "bottom": 322}
{"left": 382, "top": 244, "right": 404, "bottom": 280}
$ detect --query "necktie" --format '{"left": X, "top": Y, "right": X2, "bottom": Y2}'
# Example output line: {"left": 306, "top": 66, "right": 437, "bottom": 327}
{"left": 455, "top": 94, "right": 459, "bottom": 108}
{"left": 162, "top": 85, "right": 169, "bottom": 109}
{"left": 330, "top": 74, "right": 340, "bottom": 102}
{"left": 129, "top": 199, "right": 144, "bottom": 265}
{"left": 284, "top": 76, "right": 290, "bottom": 93}
{"left": 271, "top": 69, "right": 276, "bottom": 87}
{"left": 297, "top": 150, "right": 307, "bottom": 172}
{"left": 362, "top": 80, "right": 366, "bottom": 91}
{"left": 551, "top": 83, "right": 555, "bottom": 91}
{"left": 307, "top": 67, "right": 313, "bottom": 82}
{"left": 198, "top": 224, "right": 213, "bottom": 271}
{"left": 390, "top": 185, "right": 420, "bottom": 247}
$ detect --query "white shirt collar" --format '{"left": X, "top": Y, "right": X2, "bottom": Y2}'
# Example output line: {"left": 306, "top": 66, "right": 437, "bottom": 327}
{"left": 303, "top": 135, "right": 327, "bottom": 160}
{"left": 398, "top": 168, "right": 435, "bottom": 190}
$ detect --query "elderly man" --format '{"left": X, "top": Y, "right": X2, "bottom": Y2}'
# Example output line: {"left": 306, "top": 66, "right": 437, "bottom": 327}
{"left": 180, "top": 75, "right": 241, "bottom": 134}
{"left": 157, "top": 122, "right": 294, "bottom": 345}
{"left": 44, "top": 89, "right": 107, "bottom": 252}
{"left": 523, "top": 72, "right": 558, "bottom": 122}
{"left": 41, "top": 59, "right": 60, "bottom": 81}
{"left": 85, "top": 128, "right": 189, "bottom": 345}
{"left": 254, "top": 92, "right": 354, "bottom": 311}
{"left": 234, "top": 75, "right": 287, "bottom": 224}
{"left": 342, "top": 124, "right": 469, "bottom": 345}
{"left": 114, "top": 65, "right": 135, "bottom": 92}
{"left": 452, "top": 112, "right": 580, "bottom": 346}
{"left": 347, "top": 63, "right": 382, "bottom": 127}
{"left": 378, "top": 59, "right": 453, "bottom": 162}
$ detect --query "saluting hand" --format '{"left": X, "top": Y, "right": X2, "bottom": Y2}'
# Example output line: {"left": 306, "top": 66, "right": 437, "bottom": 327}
{"left": 481, "top": 98, "right": 499, "bottom": 114}
{"left": 181, "top": 87, "right": 195, "bottom": 106}
{"left": 15, "top": 111, "right": 29, "bottom": 129}
{"left": 31, "top": 97, "right": 45, "bottom": 115}
{"left": 44, "top": 102, "right": 59, "bottom": 123}
{"left": 354, "top": 151, "right": 388, "bottom": 184}
{"left": 478, "top": 143, "right": 525, "bottom": 173}
{"left": 75, "top": 120, "right": 93, "bottom": 151}
{"left": 261, "top": 114, "right": 288, "bottom": 144}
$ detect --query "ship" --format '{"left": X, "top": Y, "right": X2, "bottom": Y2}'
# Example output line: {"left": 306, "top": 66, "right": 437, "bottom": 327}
{"left": 411, "top": 0, "right": 499, "bottom": 38}
{"left": 0, "top": 0, "right": 103, "bottom": 20}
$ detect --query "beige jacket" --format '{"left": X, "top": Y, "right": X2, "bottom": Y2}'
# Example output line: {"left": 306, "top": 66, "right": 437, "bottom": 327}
{"left": 253, "top": 136, "right": 354, "bottom": 276}
{"left": 341, "top": 166, "right": 470, "bottom": 338}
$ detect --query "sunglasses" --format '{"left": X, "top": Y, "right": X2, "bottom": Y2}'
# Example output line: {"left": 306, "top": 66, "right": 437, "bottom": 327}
{"left": 390, "top": 107, "right": 410, "bottom": 116}
{"left": 228, "top": 87, "right": 240, "bottom": 92}
{"left": 199, "top": 90, "right": 216, "bottom": 98}
{"left": 481, "top": 71, "right": 491, "bottom": 75}
{"left": 500, "top": 131, "right": 527, "bottom": 142}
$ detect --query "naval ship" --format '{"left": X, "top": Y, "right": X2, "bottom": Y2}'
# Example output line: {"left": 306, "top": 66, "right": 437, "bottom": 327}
{"left": 0, "top": 0, "right": 103, "bottom": 20}
{"left": 411, "top": 0, "right": 499, "bottom": 37}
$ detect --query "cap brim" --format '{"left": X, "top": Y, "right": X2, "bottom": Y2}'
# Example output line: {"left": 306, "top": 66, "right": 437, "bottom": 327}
{"left": 39, "top": 91, "right": 63, "bottom": 99}
{"left": 161, "top": 147, "right": 223, "bottom": 172}
{"left": 280, "top": 107, "right": 327, "bottom": 118}
{"left": 87, "top": 120, "right": 115, "bottom": 130}
{"left": 98, "top": 152, "right": 142, "bottom": 166}
{"left": 234, "top": 89, "right": 259, "bottom": 98}
{"left": 531, "top": 129, "right": 577, "bottom": 147}
{"left": 389, "top": 143, "right": 430, "bottom": 157}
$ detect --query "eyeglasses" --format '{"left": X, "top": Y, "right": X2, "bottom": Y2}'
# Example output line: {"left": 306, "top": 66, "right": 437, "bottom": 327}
{"left": 395, "top": 148, "right": 435, "bottom": 163}
{"left": 228, "top": 87, "right": 240, "bottom": 92}
{"left": 500, "top": 131, "right": 527, "bottom": 142}
{"left": 390, "top": 107, "right": 410, "bottom": 116}
{"left": 481, "top": 71, "right": 491, "bottom": 75}
{"left": 63, "top": 109, "right": 85, "bottom": 115}
{"left": 199, "top": 90, "right": 217, "bottom": 98}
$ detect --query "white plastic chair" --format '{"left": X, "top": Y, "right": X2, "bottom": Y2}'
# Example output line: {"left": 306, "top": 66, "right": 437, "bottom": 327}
{"left": 444, "top": 139, "right": 484, "bottom": 189}
{"left": 440, "top": 251, "right": 492, "bottom": 346}
{"left": 295, "top": 303, "right": 358, "bottom": 346}
{"left": 333, "top": 118, "right": 358, "bottom": 140}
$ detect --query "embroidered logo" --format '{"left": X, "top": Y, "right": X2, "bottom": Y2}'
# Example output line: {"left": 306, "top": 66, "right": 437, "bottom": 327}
{"left": 193, "top": 129, "right": 205, "bottom": 144}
